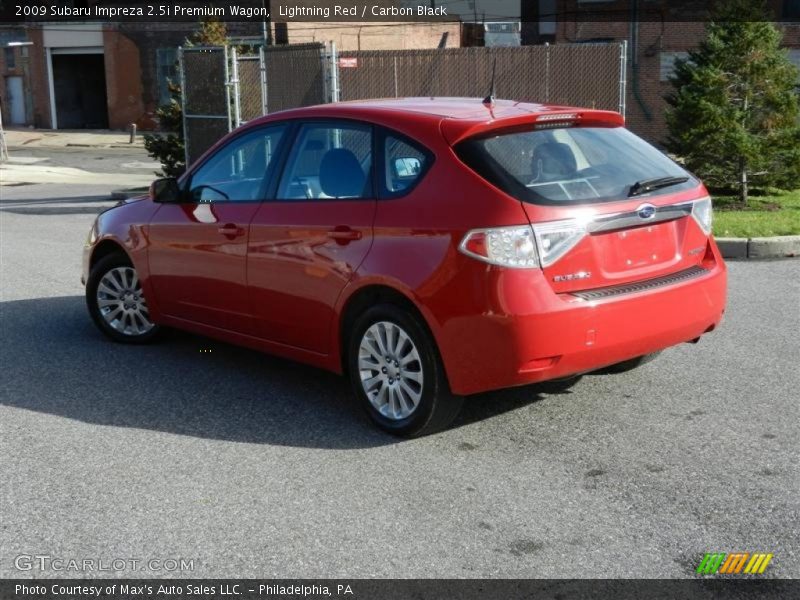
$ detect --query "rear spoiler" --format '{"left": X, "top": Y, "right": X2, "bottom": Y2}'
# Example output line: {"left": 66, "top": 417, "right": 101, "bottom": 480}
{"left": 441, "top": 109, "right": 625, "bottom": 146}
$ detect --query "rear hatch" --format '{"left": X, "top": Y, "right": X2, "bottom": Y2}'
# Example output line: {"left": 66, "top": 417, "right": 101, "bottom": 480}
{"left": 453, "top": 116, "right": 714, "bottom": 293}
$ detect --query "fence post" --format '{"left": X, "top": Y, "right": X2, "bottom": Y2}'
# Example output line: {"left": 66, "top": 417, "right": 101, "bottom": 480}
{"left": 544, "top": 42, "right": 551, "bottom": 103}
{"left": 618, "top": 40, "right": 628, "bottom": 118}
{"left": 259, "top": 46, "right": 268, "bottom": 116}
{"left": 229, "top": 46, "right": 241, "bottom": 129}
{"left": 393, "top": 56, "right": 399, "bottom": 97}
{"left": 325, "top": 41, "right": 340, "bottom": 103}
{"left": 178, "top": 46, "right": 189, "bottom": 167}
{"left": 223, "top": 45, "right": 233, "bottom": 132}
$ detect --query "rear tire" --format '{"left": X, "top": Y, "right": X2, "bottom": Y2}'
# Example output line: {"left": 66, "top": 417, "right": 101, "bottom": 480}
{"left": 601, "top": 351, "right": 662, "bottom": 374}
{"left": 86, "top": 253, "right": 161, "bottom": 344}
{"left": 348, "top": 304, "right": 463, "bottom": 437}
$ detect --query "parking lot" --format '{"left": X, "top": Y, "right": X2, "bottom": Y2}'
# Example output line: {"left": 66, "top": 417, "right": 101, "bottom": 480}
{"left": 1, "top": 181, "right": 798, "bottom": 578}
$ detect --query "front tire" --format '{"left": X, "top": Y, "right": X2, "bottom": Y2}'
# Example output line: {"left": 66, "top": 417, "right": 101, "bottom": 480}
{"left": 348, "top": 304, "right": 463, "bottom": 437}
{"left": 86, "top": 253, "right": 161, "bottom": 344}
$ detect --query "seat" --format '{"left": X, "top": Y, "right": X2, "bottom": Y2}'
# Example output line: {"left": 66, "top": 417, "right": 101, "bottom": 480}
{"left": 531, "top": 142, "right": 577, "bottom": 182}
{"left": 319, "top": 148, "right": 366, "bottom": 198}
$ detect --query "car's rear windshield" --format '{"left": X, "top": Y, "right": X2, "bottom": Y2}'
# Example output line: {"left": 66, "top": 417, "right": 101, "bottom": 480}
{"left": 455, "top": 125, "right": 697, "bottom": 205}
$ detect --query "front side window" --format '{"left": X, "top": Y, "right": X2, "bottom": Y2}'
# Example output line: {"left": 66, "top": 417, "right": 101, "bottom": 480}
{"left": 188, "top": 125, "right": 286, "bottom": 202}
{"left": 277, "top": 122, "right": 372, "bottom": 200}
{"left": 383, "top": 134, "right": 431, "bottom": 196}
{"left": 456, "top": 125, "right": 697, "bottom": 205}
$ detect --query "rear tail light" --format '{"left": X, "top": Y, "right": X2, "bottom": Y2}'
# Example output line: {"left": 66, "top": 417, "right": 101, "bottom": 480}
{"left": 691, "top": 196, "right": 713, "bottom": 235}
{"left": 459, "top": 226, "right": 539, "bottom": 268}
{"left": 460, "top": 197, "right": 711, "bottom": 270}
{"left": 531, "top": 220, "right": 587, "bottom": 268}
{"left": 459, "top": 221, "right": 587, "bottom": 269}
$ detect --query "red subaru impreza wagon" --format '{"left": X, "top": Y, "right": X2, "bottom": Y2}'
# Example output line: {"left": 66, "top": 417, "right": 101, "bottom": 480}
{"left": 83, "top": 98, "right": 726, "bottom": 436}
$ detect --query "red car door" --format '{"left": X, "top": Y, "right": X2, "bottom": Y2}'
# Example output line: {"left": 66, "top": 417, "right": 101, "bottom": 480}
{"left": 248, "top": 121, "right": 376, "bottom": 354}
{"left": 148, "top": 125, "right": 288, "bottom": 333}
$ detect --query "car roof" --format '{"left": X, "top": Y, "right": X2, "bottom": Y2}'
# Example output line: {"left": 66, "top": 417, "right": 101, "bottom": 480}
{"left": 332, "top": 97, "right": 575, "bottom": 119}
{"left": 247, "top": 97, "right": 624, "bottom": 145}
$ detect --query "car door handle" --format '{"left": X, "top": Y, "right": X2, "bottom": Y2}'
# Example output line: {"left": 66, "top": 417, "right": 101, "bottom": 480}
{"left": 327, "top": 227, "right": 362, "bottom": 242}
{"left": 218, "top": 223, "right": 244, "bottom": 237}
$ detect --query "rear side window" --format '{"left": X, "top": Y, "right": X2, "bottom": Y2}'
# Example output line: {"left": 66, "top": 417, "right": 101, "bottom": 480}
{"left": 382, "top": 134, "right": 431, "bottom": 197}
{"left": 456, "top": 126, "right": 696, "bottom": 205}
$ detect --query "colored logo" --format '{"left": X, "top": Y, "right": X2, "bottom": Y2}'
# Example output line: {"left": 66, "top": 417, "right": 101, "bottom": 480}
{"left": 637, "top": 203, "right": 657, "bottom": 219}
{"left": 696, "top": 552, "right": 773, "bottom": 575}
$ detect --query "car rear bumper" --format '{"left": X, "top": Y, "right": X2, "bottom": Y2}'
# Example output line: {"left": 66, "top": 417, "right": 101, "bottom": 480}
{"left": 436, "top": 253, "right": 727, "bottom": 396}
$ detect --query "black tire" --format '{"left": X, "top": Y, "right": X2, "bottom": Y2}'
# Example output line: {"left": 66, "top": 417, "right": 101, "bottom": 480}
{"left": 348, "top": 304, "right": 463, "bottom": 437}
{"left": 600, "top": 351, "right": 662, "bottom": 374}
{"left": 86, "top": 253, "right": 162, "bottom": 344}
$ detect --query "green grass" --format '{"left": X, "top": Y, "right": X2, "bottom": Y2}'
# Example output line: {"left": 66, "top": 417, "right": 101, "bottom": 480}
{"left": 712, "top": 189, "right": 800, "bottom": 238}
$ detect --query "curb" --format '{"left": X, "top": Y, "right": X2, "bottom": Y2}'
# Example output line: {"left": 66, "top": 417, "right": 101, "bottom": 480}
{"left": 716, "top": 236, "right": 800, "bottom": 259}
{"left": 65, "top": 143, "right": 145, "bottom": 149}
{"left": 111, "top": 188, "right": 149, "bottom": 200}
{"left": 8, "top": 143, "right": 145, "bottom": 151}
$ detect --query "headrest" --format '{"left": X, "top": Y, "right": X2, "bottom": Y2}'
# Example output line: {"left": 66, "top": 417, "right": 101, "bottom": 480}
{"left": 319, "top": 148, "right": 366, "bottom": 198}
{"left": 531, "top": 142, "right": 577, "bottom": 181}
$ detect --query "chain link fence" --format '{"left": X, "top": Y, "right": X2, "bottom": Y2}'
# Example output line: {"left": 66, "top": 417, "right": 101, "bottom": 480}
{"left": 179, "top": 46, "right": 231, "bottom": 165}
{"left": 262, "top": 42, "right": 329, "bottom": 114}
{"left": 338, "top": 43, "right": 625, "bottom": 113}
{"left": 234, "top": 49, "right": 266, "bottom": 123}
{"left": 179, "top": 42, "right": 626, "bottom": 167}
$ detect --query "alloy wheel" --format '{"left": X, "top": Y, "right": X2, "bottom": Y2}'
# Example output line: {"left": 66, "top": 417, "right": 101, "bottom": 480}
{"left": 96, "top": 266, "right": 154, "bottom": 336}
{"left": 358, "top": 321, "right": 424, "bottom": 420}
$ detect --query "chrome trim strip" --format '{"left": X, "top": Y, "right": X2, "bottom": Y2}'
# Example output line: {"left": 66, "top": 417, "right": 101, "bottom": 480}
{"left": 586, "top": 201, "right": 694, "bottom": 234}
{"left": 571, "top": 265, "right": 708, "bottom": 301}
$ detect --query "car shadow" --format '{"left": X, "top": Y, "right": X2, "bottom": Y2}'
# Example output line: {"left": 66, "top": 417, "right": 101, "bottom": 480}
{"left": 0, "top": 296, "right": 545, "bottom": 449}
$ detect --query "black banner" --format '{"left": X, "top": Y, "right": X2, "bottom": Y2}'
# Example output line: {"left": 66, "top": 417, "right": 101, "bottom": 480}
{"left": 1, "top": 0, "right": 798, "bottom": 24}
{"left": 1, "top": 580, "right": 798, "bottom": 600}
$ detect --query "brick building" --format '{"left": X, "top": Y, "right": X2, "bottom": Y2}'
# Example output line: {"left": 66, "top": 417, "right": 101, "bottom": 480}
{"left": 527, "top": 0, "right": 800, "bottom": 143}
{"left": 0, "top": 29, "right": 33, "bottom": 128}
{"left": 0, "top": 19, "right": 462, "bottom": 131}
{"left": 0, "top": 22, "right": 197, "bottom": 130}
{"left": 274, "top": 22, "right": 461, "bottom": 50}
{"left": 2, "top": 0, "right": 798, "bottom": 139}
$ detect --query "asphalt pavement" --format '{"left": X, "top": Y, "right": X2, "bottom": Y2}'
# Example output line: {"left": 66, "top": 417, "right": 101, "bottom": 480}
{"left": 1, "top": 146, "right": 160, "bottom": 188}
{"left": 1, "top": 180, "right": 798, "bottom": 579}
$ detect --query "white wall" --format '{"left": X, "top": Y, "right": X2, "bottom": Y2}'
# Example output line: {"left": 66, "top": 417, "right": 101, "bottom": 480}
{"left": 42, "top": 23, "right": 103, "bottom": 48}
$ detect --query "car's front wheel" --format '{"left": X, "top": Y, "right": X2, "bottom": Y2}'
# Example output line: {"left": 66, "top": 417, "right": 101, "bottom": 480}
{"left": 86, "top": 253, "right": 161, "bottom": 343}
{"left": 348, "top": 304, "right": 463, "bottom": 437}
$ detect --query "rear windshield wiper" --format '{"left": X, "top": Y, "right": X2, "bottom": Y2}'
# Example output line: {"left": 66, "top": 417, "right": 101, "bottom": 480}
{"left": 628, "top": 176, "right": 689, "bottom": 197}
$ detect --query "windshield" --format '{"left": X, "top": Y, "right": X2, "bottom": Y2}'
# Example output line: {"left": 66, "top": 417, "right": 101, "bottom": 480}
{"left": 455, "top": 125, "right": 697, "bottom": 205}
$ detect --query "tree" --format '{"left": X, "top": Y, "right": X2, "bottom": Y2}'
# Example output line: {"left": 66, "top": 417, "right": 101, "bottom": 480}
{"left": 665, "top": 0, "right": 800, "bottom": 204}
{"left": 143, "top": 19, "right": 229, "bottom": 177}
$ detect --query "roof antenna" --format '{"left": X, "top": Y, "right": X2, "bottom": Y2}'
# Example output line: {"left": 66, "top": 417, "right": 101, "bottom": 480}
{"left": 483, "top": 56, "right": 497, "bottom": 106}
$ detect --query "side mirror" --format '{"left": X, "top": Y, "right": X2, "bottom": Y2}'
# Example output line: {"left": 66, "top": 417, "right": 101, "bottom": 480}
{"left": 150, "top": 177, "right": 181, "bottom": 203}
